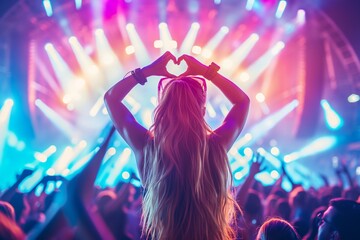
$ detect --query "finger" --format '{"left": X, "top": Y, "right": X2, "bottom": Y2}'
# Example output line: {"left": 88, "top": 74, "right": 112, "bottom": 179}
{"left": 165, "top": 51, "right": 177, "bottom": 63}
{"left": 177, "top": 54, "right": 190, "bottom": 64}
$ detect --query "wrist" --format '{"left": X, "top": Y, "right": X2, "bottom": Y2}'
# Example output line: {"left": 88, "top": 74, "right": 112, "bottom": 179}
{"left": 203, "top": 62, "right": 220, "bottom": 80}
{"left": 141, "top": 66, "right": 153, "bottom": 78}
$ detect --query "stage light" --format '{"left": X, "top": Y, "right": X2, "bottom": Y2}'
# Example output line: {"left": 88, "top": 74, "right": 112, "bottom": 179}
{"left": 52, "top": 146, "right": 76, "bottom": 174}
{"left": 158, "top": 22, "right": 178, "bottom": 54}
{"left": 296, "top": 9, "right": 306, "bottom": 25}
{"left": 104, "top": 147, "right": 117, "bottom": 163}
{"left": 125, "top": 45, "right": 135, "bottom": 55}
{"left": 234, "top": 171, "right": 245, "bottom": 180}
{"left": 220, "top": 33, "right": 259, "bottom": 76}
{"left": 47, "top": 168, "right": 56, "bottom": 176}
{"left": 271, "top": 41, "right": 285, "bottom": 55}
{"left": 231, "top": 133, "right": 253, "bottom": 151}
{"left": 43, "top": 0, "right": 53, "bottom": 17}
{"left": 170, "top": 40, "right": 178, "bottom": 49}
{"left": 356, "top": 166, "right": 360, "bottom": 176}
{"left": 206, "top": 102, "right": 216, "bottom": 118}
{"left": 220, "top": 26, "right": 229, "bottom": 33}
{"left": 89, "top": 96, "right": 104, "bottom": 117}
{"left": 154, "top": 40, "right": 163, "bottom": 48}
{"left": 270, "top": 146, "right": 280, "bottom": 156}
{"left": 34, "top": 152, "right": 47, "bottom": 162}
{"left": 68, "top": 36, "right": 103, "bottom": 93}
{"left": 62, "top": 94, "right": 72, "bottom": 104}
{"left": 126, "top": 23, "right": 151, "bottom": 65}
{"left": 239, "top": 72, "right": 250, "bottom": 82}
{"left": 243, "top": 147, "right": 253, "bottom": 157}
{"left": 258, "top": 148, "right": 282, "bottom": 169}
{"left": 348, "top": 93, "right": 359, "bottom": 103}
{"left": 237, "top": 41, "right": 285, "bottom": 87}
{"left": 0, "top": 99, "right": 14, "bottom": 162}
{"left": 106, "top": 148, "right": 132, "bottom": 186}
{"left": 6, "top": 132, "right": 17, "bottom": 147}
{"left": 255, "top": 172, "right": 276, "bottom": 185}
{"left": 201, "top": 26, "right": 229, "bottom": 59}
{"left": 123, "top": 96, "right": 141, "bottom": 115}
{"left": 45, "top": 43, "right": 86, "bottom": 104}
{"left": 246, "top": 0, "right": 255, "bottom": 11}
{"left": 214, "top": 0, "right": 221, "bottom": 5}
{"left": 68, "top": 149, "right": 97, "bottom": 174}
{"left": 94, "top": 29, "right": 124, "bottom": 82}
{"left": 275, "top": 0, "right": 287, "bottom": 19}
{"left": 142, "top": 109, "right": 153, "bottom": 128}
{"left": 191, "top": 46, "right": 202, "bottom": 55}
{"left": 202, "top": 48, "right": 214, "bottom": 59}
{"left": 321, "top": 99, "right": 344, "bottom": 130}
{"left": 35, "top": 99, "right": 76, "bottom": 140}
{"left": 75, "top": 0, "right": 82, "bottom": 9}
{"left": 62, "top": 169, "right": 70, "bottom": 176}
{"left": 238, "top": 100, "right": 299, "bottom": 147}
{"left": 270, "top": 170, "right": 280, "bottom": 179}
{"left": 256, "top": 93, "right": 265, "bottom": 103}
{"left": 122, "top": 171, "right": 130, "bottom": 180}
{"left": 284, "top": 136, "right": 337, "bottom": 163}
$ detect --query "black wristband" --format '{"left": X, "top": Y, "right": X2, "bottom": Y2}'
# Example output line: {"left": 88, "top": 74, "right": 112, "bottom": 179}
{"left": 131, "top": 68, "right": 147, "bottom": 85}
{"left": 204, "top": 62, "right": 220, "bottom": 80}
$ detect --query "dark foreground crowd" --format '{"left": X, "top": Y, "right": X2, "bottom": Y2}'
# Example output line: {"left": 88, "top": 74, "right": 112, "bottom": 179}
{"left": 1, "top": 129, "right": 360, "bottom": 240}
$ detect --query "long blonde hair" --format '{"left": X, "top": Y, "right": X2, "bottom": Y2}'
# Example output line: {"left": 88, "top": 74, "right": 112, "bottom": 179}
{"left": 142, "top": 76, "right": 237, "bottom": 240}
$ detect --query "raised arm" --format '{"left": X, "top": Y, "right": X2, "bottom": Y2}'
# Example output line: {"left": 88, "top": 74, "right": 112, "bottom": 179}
{"left": 104, "top": 51, "right": 177, "bottom": 159}
{"left": 178, "top": 54, "right": 250, "bottom": 151}
{"left": 236, "top": 153, "right": 265, "bottom": 207}
{"left": 0, "top": 168, "right": 34, "bottom": 201}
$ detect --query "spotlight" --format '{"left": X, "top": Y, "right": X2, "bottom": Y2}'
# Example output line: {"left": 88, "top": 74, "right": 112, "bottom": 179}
{"left": 125, "top": 45, "right": 135, "bottom": 55}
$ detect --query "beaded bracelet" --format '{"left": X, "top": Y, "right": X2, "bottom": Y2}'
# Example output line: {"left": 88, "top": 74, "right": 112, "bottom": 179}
{"left": 131, "top": 68, "right": 147, "bottom": 85}
{"left": 204, "top": 62, "right": 220, "bottom": 80}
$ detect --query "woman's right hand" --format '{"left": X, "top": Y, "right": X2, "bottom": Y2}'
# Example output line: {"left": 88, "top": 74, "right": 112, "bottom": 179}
{"left": 178, "top": 54, "right": 208, "bottom": 77}
{"left": 142, "top": 51, "right": 177, "bottom": 78}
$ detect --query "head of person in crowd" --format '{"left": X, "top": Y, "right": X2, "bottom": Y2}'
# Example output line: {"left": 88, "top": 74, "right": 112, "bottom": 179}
{"left": 317, "top": 198, "right": 360, "bottom": 240}
{"left": 256, "top": 217, "right": 300, "bottom": 240}
{"left": 274, "top": 199, "right": 291, "bottom": 221}
{"left": 0, "top": 201, "right": 16, "bottom": 221}
{"left": 303, "top": 206, "right": 327, "bottom": 240}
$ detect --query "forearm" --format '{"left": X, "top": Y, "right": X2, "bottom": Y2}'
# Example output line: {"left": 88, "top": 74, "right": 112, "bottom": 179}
{"left": 207, "top": 72, "right": 249, "bottom": 105}
{"left": 236, "top": 174, "right": 255, "bottom": 207}
{"left": 104, "top": 73, "right": 139, "bottom": 103}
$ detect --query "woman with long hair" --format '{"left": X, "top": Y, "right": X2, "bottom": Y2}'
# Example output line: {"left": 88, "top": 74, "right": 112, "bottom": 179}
{"left": 104, "top": 52, "right": 250, "bottom": 240}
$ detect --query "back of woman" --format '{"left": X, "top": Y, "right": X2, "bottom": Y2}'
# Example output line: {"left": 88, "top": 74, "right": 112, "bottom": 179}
{"left": 104, "top": 52, "right": 250, "bottom": 240}
{"left": 141, "top": 78, "right": 236, "bottom": 240}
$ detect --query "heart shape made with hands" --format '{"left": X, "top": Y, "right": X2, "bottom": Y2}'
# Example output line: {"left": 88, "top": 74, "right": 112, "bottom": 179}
{"left": 166, "top": 59, "right": 188, "bottom": 77}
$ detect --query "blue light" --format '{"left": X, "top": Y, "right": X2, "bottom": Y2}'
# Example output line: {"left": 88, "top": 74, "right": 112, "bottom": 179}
{"left": 75, "top": 0, "right": 82, "bottom": 9}
{"left": 246, "top": 0, "right": 255, "bottom": 11}
{"left": 275, "top": 0, "right": 287, "bottom": 19}
{"left": 42, "top": 0, "right": 53, "bottom": 17}
{"left": 321, "top": 100, "right": 344, "bottom": 130}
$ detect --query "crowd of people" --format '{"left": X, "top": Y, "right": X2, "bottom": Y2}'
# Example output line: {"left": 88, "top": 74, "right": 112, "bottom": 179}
{"left": 1, "top": 52, "right": 359, "bottom": 240}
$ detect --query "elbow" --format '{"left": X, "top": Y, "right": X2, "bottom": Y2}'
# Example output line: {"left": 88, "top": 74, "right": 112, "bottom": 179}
{"left": 240, "top": 95, "right": 250, "bottom": 110}
{"left": 243, "top": 95, "right": 250, "bottom": 106}
{"left": 103, "top": 90, "right": 113, "bottom": 108}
